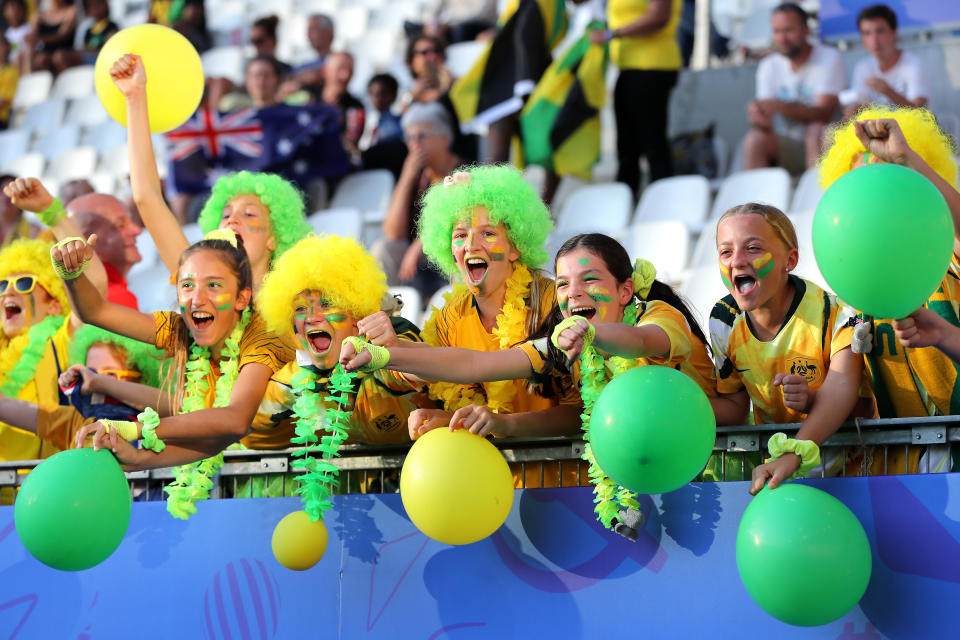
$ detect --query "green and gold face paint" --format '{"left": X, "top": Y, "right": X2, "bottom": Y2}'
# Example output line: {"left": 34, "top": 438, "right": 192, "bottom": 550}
{"left": 752, "top": 252, "right": 774, "bottom": 279}
{"left": 487, "top": 242, "right": 506, "bottom": 261}
{"left": 215, "top": 292, "right": 233, "bottom": 311}
{"left": 719, "top": 262, "right": 732, "bottom": 289}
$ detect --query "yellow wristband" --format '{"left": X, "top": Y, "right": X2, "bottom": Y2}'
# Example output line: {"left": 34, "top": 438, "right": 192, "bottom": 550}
{"left": 551, "top": 316, "right": 595, "bottom": 351}
{"left": 51, "top": 236, "right": 91, "bottom": 280}
{"left": 343, "top": 336, "right": 390, "bottom": 372}
{"left": 100, "top": 419, "right": 139, "bottom": 442}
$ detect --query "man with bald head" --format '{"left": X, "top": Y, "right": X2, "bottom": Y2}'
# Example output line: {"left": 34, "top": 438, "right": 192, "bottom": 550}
{"left": 66, "top": 193, "right": 142, "bottom": 309}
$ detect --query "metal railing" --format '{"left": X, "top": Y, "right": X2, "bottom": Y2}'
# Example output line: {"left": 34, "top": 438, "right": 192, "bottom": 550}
{"left": 0, "top": 415, "right": 957, "bottom": 502}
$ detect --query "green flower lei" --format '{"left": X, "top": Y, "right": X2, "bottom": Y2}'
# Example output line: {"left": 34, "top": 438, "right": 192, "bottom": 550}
{"left": 165, "top": 308, "right": 252, "bottom": 520}
{"left": 0, "top": 315, "right": 64, "bottom": 397}
{"left": 289, "top": 363, "right": 358, "bottom": 521}
{"left": 577, "top": 300, "right": 642, "bottom": 530}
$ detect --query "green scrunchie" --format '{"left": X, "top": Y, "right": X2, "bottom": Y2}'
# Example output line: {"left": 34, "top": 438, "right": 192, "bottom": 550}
{"left": 138, "top": 407, "right": 165, "bottom": 453}
{"left": 51, "top": 236, "right": 91, "bottom": 280}
{"left": 342, "top": 336, "right": 389, "bottom": 372}
{"left": 100, "top": 419, "right": 139, "bottom": 442}
{"left": 767, "top": 432, "right": 821, "bottom": 480}
{"left": 37, "top": 197, "right": 66, "bottom": 227}
{"left": 551, "top": 316, "right": 595, "bottom": 351}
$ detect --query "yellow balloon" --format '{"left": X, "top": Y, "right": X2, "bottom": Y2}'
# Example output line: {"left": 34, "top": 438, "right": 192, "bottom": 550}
{"left": 94, "top": 24, "right": 204, "bottom": 133}
{"left": 400, "top": 428, "right": 514, "bottom": 545}
{"left": 271, "top": 511, "right": 328, "bottom": 571}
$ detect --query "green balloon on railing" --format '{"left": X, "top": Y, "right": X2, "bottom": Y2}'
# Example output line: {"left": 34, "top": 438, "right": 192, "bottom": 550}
{"left": 15, "top": 448, "right": 131, "bottom": 571}
{"left": 589, "top": 365, "right": 716, "bottom": 494}
{"left": 812, "top": 163, "right": 953, "bottom": 319}
{"left": 736, "top": 483, "right": 872, "bottom": 626}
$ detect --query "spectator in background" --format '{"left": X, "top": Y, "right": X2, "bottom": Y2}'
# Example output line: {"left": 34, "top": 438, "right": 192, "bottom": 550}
{"left": 591, "top": 0, "right": 683, "bottom": 197}
{"left": 51, "top": 0, "right": 118, "bottom": 74}
{"left": 66, "top": 193, "right": 142, "bottom": 309}
{"left": 284, "top": 13, "right": 333, "bottom": 89}
{"left": 59, "top": 178, "right": 94, "bottom": 205}
{"left": 399, "top": 35, "right": 454, "bottom": 114}
{"left": 317, "top": 51, "right": 364, "bottom": 160}
{"left": 0, "top": 174, "right": 45, "bottom": 246}
{"left": 28, "top": 0, "right": 78, "bottom": 74}
{"left": 3, "top": 0, "right": 30, "bottom": 73}
{"left": 249, "top": 15, "right": 292, "bottom": 74}
{"left": 149, "top": 0, "right": 209, "bottom": 52}
{"left": 0, "top": 35, "right": 17, "bottom": 129}
{"left": 843, "top": 4, "right": 928, "bottom": 117}
{"left": 218, "top": 54, "right": 286, "bottom": 112}
{"left": 372, "top": 102, "right": 459, "bottom": 298}
{"left": 365, "top": 73, "right": 403, "bottom": 148}
{"left": 743, "top": 3, "right": 844, "bottom": 173}
{"left": 421, "top": 0, "right": 498, "bottom": 44}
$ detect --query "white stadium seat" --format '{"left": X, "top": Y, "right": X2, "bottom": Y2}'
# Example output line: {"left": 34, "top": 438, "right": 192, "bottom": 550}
{"left": 633, "top": 174, "right": 711, "bottom": 231}
{"left": 33, "top": 124, "right": 81, "bottom": 161}
{"left": 329, "top": 169, "right": 395, "bottom": 216}
{"left": 12, "top": 71, "right": 53, "bottom": 112}
{"left": 790, "top": 166, "right": 824, "bottom": 215}
{"left": 620, "top": 220, "right": 691, "bottom": 285}
{"left": 200, "top": 46, "right": 246, "bottom": 85}
{"left": 680, "top": 265, "right": 730, "bottom": 337}
{"left": 47, "top": 146, "right": 98, "bottom": 182}
{"left": 554, "top": 182, "right": 633, "bottom": 236}
{"left": 0, "top": 129, "right": 31, "bottom": 167}
{"left": 308, "top": 207, "right": 363, "bottom": 239}
{"left": 18, "top": 98, "right": 66, "bottom": 132}
{"left": 708, "top": 167, "right": 792, "bottom": 220}
{"left": 64, "top": 94, "right": 110, "bottom": 127}
{"left": 1, "top": 152, "right": 45, "bottom": 177}
{"left": 51, "top": 65, "right": 95, "bottom": 100}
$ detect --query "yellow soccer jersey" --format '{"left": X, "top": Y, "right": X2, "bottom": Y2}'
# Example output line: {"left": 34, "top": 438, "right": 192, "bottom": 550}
{"left": 710, "top": 276, "right": 859, "bottom": 424}
{"left": 423, "top": 272, "right": 581, "bottom": 413}
{"left": 0, "top": 315, "right": 71, "bottom": 462}
{"left": 249, "top": 352, "right": 419, "bottom": 447}
{"left": 518, "top": 299, "right": 717, "bottom": 397}
{"left": 863, "top": 254, "right": 960, "bottom": 417}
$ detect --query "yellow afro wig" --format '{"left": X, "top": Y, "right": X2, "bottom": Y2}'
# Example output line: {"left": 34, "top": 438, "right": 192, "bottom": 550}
{"left": 0, "top": 239, "right": 70, "bottom": 316}
{"left": 819, "top": 106, "right": 957, "bottom": 190}
{"left": 257, "top": 234, "right": 386, "bottom": 336}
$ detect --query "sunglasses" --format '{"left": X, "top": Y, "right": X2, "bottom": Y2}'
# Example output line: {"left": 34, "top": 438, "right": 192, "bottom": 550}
{"left": 0, "top": 274, "right": 38, "bottom": 296}
{"left": 98, "top": 368, "right": 142, "bottom": 382}
{"left": 414, "top": 47, "right": 440, "bottom": 56}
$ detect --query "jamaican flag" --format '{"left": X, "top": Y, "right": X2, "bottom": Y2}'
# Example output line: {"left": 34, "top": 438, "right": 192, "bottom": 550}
{"left": 519, "top": 24, "right": 608, "bottom": 180}
{"left": 449, "top": 0, "right": 568, "bottom": 134}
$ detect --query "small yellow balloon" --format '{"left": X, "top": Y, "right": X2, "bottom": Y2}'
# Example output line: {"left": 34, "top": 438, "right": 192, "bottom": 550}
{"left": 94, "top": 24, "right": 204, "bottom": 133}
{"left": 271, "top": 511, "right": 328, "bottom": 571}
{"left": 400, "top": 428, "right": 514, "bottom": 545}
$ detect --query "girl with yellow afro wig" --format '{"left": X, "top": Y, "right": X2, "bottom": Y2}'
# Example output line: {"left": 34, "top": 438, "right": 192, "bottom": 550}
{"left": 0, "top": 238, "right": 71, "bottom": 328}
{"left": 818, "top": 106, "right": 956, "bottom": 189}
{"left": 258, "top": 234, "right": 387, "bottom": 338}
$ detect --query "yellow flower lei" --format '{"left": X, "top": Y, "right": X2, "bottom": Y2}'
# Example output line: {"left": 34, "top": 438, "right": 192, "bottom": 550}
{"left": 421, "top": 262, "right": 533, "bottom": 414}
{"left": 164, "top": 308, "right": 251, "bottom": 519}
{"left": 0, "top": 315, "right": 64, "bottom": 397}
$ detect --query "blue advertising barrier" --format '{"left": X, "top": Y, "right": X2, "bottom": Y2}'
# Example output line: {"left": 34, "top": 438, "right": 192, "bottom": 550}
{"left": 0, "top": 474, "right": 957, "bottom": 638}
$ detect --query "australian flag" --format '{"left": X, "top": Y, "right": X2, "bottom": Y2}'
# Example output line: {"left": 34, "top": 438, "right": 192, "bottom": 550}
{"left": 165, "top": 103, "right": 351, "bottom": 195}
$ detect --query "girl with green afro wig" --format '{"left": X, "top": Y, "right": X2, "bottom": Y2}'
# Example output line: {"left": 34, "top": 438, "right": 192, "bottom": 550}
{"left": 418, "top": 164, "right": 553, "bottom": 277}
{"left": 818, "top": 106, "right": 957, "bottom": 189}
{"left": 68, "top": 325, "right": 167, "bottom": 389}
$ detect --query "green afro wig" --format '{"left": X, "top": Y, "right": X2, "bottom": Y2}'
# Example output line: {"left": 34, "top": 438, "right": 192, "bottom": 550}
{"left": 418, "top": 164, "right": 553, "bottom": 277}
{"left": 197, "top": 171, "right": 311, "bottom": 264}
{"left": 819, "top": 106, "right": 957, "bottom": 190}
{"left": 258, "top": 233, "right": 387, "bottom": 337}
{"left": 0, "top": 239, "right": 70, "bottom": 318}
{"left": 68, "top": 325, "right": 167, "bottom": 388}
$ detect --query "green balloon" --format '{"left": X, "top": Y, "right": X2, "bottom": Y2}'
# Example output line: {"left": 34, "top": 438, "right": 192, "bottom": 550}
{"left": 813, "top": 163, "right": 953, "bottom": 319}
{"left": 589, "top": 365, "right": 716, "bottom": 494}
{"left": 736, "top": 484, "right": 872, "bottom": 626}
{"left": 15, "top": 448, "right": 132, "bottom": 571}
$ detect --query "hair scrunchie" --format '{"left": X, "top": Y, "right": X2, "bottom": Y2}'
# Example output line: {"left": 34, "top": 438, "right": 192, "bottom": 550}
{"left": 51, "top": 236, "right": 91, "bottom": 280}
{"left": 342, "top": 336, "right": 390, "bottom": 372}
{"left": 204, "top": 228, "right": 239, "bottom": 247}
{"left": 138, "top": 407, "right": 165, "bottom": 453}
{"left": 551, "top": 316, "right": 595, "bottom": 351}
{"left": 766, "top": 432, "right": 821, "bottom": 480}
{"left": 632, "top": 259, "right": 656, "bottom": 299}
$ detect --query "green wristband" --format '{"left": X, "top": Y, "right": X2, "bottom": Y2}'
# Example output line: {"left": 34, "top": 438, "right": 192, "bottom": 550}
{"left": 767, "top": 432, "right": 821, "bottom": 479}
{"left": 138, "top": 407, "right": 165, "bottom": 453}
{"left": 100, "top": 419, "right": 139, "bottom": 442}
{"left": 51, "top": 236, "right": 91, "bottom": 280}
{"left": 343, "top": 336, "right": 390, "bottom": 372}
{"left": 551, "top": 316, "right": 595, "bottom": 350}
{"left": 37, "top": 197, "right": 66, "bottom": 227}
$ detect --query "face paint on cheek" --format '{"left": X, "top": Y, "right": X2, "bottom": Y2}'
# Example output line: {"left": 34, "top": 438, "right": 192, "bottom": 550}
{"left": 245, "top": 219, "right": 269, "bottom": 234}
{"left": 586, "top": 285, "right": 613, "bottom": 303}
{"left": 325, "top": 313, "right": 347, "bottom": 324}
{"left": 215, "top": 293, "right": 232, "bottom": 311}
{"left": 487, "top": 243, "right": 506, "bottom": 261}
{"left": 453, "top": 239, "right": 465, "bottom": 247}
{"left": 719, "top": 262, "right": 732, "bottom": 289}
{"left": 558, "top": 298, "right": 569, "bottom": 312}
{"left": 752, "top": 253, "right": 774, "bottom": 279}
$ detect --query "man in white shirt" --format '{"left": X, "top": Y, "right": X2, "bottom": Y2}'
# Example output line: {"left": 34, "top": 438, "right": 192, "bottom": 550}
{"left": 743, "top": 3, "right": 845, "bottom": 173}
{"left": 843, "top": 4, "right": 928, "bottom": 117}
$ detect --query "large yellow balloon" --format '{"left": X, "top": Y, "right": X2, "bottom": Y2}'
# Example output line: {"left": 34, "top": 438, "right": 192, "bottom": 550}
{"left": 94, "top": 24, "right": 204, "bottom": 133}
{"left": 400, "top": 428, "right": 514, "bottom": 545}
{"left": 271, "top": 511, "right": 328, "bottom": 571}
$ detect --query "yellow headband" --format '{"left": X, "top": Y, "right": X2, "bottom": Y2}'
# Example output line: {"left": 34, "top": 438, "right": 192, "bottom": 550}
{"left": 204, "top": 228, "right": 238, "bottom": 247}
{"left": 633, "top": 259, "right": 656, "bottom": 299}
